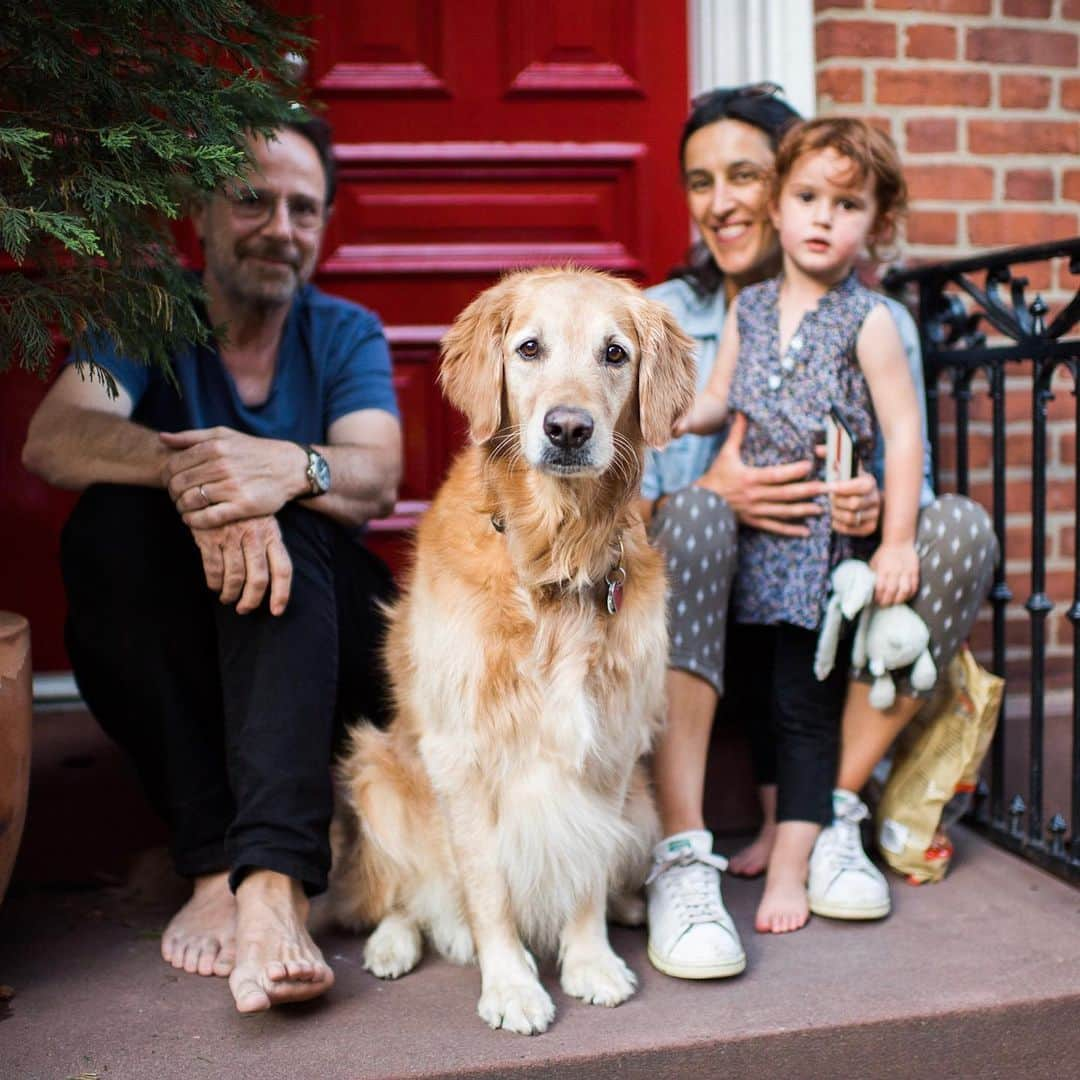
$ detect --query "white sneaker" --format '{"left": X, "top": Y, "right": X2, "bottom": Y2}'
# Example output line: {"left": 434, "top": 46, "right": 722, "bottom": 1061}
{"left": 646, "top": 829, "right": 746, "bottom": 979}
{"left": 808, "top": 790, "right": 891, "bottom": 920}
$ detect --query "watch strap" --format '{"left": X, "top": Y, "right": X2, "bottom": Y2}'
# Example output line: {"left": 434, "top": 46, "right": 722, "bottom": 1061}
{"left": 294, "top": 442, "right": 325, "bottom": 498}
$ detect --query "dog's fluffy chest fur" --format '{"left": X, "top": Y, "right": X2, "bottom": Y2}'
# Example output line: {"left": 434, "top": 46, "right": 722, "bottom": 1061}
{"left": 392, "top": 449, "right": 666, "bottom": 779}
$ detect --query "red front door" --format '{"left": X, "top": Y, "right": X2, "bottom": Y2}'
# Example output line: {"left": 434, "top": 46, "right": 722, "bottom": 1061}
{"left": 299, "top": 0, "right": 690, "bottom": 565}
{"left": 0, "top": 0, "right": 689, "bottom": 669}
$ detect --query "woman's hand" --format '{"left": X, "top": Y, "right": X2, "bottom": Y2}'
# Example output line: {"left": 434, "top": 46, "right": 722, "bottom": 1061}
{"left": 694, "top": 413, "right": 827, "bottom": 537}
{"left": 827, "top": 473, "right": 882, "bottom": 537}
{"left": 813, "top": 443, "right": 882, "bottom": 537}
{"left": 870, "top": 540, "right": 920, "bottom": 607}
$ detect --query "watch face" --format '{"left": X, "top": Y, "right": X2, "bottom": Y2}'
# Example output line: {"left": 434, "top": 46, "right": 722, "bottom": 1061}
{"left": 312, "top": 453, "right": 331, "bottom": 493}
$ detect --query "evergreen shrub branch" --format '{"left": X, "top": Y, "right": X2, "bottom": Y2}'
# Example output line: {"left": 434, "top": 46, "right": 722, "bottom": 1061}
{"left": 0, "top": 0, "right": 310, "bottom": 381}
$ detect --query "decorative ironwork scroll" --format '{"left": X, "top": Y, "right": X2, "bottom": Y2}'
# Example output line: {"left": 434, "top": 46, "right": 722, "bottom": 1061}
{"left": 884, "top": 237, "right": 1080, "bottom": 885}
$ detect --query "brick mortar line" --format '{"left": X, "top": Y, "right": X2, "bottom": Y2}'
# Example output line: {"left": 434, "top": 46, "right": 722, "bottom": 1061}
{"left": 865, "top": 101, "right": 1080, "bottom": 112}
{"left": 818, "top": 59, "right": 1080, "bottom": 75}
{"left": 905, "top": 201, "right": 1075, "bottom": 208}
{"left": 814, "top": 13, "right": 1080, "bottom": 30}
{"left": 903, "top": 150, "right": 1072, "bottom": 165}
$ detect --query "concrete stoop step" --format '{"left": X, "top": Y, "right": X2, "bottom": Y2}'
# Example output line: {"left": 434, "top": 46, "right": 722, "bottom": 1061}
{"left": 5, "top": 710, "right": 1080, "bottom": 1079}
{"left": 2, "top": 825, "right": 1079, "bottom": 1080}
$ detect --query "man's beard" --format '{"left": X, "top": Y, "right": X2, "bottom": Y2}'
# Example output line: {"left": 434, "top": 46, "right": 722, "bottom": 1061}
{"left": 215, "top": 240, "right": 307, "bottom": 310}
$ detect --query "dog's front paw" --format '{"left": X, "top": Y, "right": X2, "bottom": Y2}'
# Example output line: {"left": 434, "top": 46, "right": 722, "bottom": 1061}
{"left": 363, "top": 915, "right": 422, "bottom": 979}
{"left": 477, "top": 977, "right": 556, "bottom": 1035}
{"left": 430, "top": 918, "right": 476, "bottom": 966}
{"left": 560, "top": 947, "right": 637, "bottom": 1007}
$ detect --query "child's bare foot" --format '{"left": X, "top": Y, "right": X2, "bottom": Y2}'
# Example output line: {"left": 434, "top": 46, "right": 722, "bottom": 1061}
{"left": 754, "top": 873, "right": 809, "bottom": 934}
{"left": 161, "top": 871, "right": 237, "bottom": 977}
{"left": 754, "top": 820, "right": 819, "bottom": 934}
{"left": 728, "top": 824, "right": 777, "bottom": 878}
{"left": 228, "top": 870, "right": 334, "bottom": 1013}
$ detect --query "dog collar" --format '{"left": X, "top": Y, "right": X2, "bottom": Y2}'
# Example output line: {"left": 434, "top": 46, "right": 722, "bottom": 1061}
{"left": 490, "top": 514, "right": 625, "bottom": 615}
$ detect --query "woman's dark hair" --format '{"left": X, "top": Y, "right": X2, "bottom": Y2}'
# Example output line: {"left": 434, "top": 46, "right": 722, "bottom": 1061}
{"left": 283, "top": 114, "right": 337, "bottom": 209}
{"left": 670, "top": 83, "right": 801, "bottom": 297}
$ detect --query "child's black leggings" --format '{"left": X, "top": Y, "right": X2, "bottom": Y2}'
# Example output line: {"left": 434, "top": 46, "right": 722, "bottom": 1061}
{"left": 730, "top": 621, "right": 851, "bottom": 826}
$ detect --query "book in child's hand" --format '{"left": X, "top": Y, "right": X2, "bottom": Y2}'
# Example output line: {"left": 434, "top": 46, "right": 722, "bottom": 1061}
{"left": 824, "top": 405, "right": 857, "bottom": 483}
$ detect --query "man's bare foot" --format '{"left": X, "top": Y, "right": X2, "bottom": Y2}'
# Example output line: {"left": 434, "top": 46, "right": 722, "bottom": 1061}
{"left": 228, "top": 870, "right": 334, "bottom": 1014}
{"left": 728, "top": 824, "right": 777, "bottom": 878}
{"left": 161, "top": 872, "right": 237, "bottom": 977}
{"left": 754, "top": 872, "right": 810, "bottom": 934}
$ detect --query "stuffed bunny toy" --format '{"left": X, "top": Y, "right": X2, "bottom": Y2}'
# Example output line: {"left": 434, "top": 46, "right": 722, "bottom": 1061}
{"left": 814, "top": 559, "right": 937, "bottom": 709}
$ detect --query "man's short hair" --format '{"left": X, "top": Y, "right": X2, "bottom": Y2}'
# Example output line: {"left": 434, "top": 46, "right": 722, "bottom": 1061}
{"left": 282, "top": 114, "right": 337, "bottom": 209}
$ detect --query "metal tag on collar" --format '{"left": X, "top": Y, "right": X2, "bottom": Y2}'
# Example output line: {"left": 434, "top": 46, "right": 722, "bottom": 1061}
{"left": 605, "top": 537, "right": 626, "bottom": 615}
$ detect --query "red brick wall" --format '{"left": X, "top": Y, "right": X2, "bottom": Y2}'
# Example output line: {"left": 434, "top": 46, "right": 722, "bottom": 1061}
{"left": 814, "top": 0, "right": 1079, "bottom": 691}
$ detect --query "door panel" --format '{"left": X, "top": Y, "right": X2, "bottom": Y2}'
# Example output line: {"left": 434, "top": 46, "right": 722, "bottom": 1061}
{"left": 501, "top": 0, "right": 643, "bottom": 97}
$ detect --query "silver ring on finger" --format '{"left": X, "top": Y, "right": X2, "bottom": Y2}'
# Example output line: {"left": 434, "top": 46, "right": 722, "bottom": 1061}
{"left": 854, "top": 509, "right": 862, "bottom": 526}
{"left": 198, "top": 484, "right": 211, "bottom": 508}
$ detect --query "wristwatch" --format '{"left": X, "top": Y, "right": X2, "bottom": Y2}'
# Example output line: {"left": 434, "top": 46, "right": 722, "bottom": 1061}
{"left": 296, "top": 443, "right": 331, "bottom": 497}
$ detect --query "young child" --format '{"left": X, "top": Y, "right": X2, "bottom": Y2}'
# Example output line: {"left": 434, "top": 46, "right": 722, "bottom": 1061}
{"left": 677, "top": 117, "right": 925, "bottom": 934}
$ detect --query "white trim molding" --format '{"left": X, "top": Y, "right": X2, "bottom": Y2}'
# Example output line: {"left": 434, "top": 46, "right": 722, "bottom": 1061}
{"left": 689, "top": 0, "right": 816, "bottom": 119}
{"left": 32, "top": 671, "right": 81, "bottom": 706}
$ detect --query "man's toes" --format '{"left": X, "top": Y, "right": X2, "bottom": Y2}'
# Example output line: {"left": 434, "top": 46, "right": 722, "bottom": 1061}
{"left": 196, "top": 942, "right": 220, "bottom": 977}
{"left": 230, "top": 972, "right": 272, "bottom": 1014}
{"left": 213, "top": 949, "right": 236, "bottom": 977}
{"left": 186, "top": 939, "right": 218, "bottom": 974}
{"left": 264, "top": 960, "right": 289, "bottom": 983}
{"left": 283, "top": 958, "right": 315, "bottom": 981}
{"left": 182, "top": 944, "right": 203, "bottom": 973}
{"left": 264, "top": 964, "right": 334, "bottom": 1006}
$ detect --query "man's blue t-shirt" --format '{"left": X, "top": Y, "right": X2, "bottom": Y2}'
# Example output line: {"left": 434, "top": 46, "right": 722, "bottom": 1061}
{"left": 70, "top": 284, "right": 398, "bottom": 443}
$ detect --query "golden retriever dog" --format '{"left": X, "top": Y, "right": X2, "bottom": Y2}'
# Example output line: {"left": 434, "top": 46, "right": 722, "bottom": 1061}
{"left": 332, "top": 267, "right": 695, "bottom": 1035}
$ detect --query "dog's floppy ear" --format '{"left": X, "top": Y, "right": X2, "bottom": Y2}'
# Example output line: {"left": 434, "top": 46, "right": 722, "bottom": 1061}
{"left": 439, "top": 280, "right": 511, "bottom": 444}
{"left": 634, "top": 295, "right": 698, "bottom": 449}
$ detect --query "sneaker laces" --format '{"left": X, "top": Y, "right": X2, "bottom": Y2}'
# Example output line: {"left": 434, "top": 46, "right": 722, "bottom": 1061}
{"left": 829, "top": 802, "right": 872, "bottom": 873}
{"left": 646, "top": 850, "right": 729, "bottom": 925}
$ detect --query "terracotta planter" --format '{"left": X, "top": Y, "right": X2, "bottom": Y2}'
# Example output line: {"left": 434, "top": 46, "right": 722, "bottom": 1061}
{"left": 0, "top": 612, "right": 31, "bottom": 905}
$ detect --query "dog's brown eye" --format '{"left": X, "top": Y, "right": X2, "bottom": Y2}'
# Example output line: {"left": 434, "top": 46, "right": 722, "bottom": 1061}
{"left": 517, "top": 339, "right": 540, "bottom": 360}
{"left": 605, "top": 343, "right": 628, "bottom": 365}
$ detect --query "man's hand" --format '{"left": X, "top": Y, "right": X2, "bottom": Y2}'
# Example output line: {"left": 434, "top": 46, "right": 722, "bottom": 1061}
{"left": 870, "top": 539, "right": 920, "bottom": 608}
{"left": 162, "top": 427, "right": 307, "bottom": 528}
{"left": 694, "top": 413, "right": 827, "bottom": 537}
{"left": 190, "top": 515, "right": 293, "bottom": 615}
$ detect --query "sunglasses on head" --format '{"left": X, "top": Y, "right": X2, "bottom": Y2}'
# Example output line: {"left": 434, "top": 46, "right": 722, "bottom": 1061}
{"left": 690, "top": 82, "right": 785, "bottom": 110}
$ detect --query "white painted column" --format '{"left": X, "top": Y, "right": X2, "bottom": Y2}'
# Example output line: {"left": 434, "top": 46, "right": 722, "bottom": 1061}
{"left": 688, "top": 0, "right": 816, "bottom": 118}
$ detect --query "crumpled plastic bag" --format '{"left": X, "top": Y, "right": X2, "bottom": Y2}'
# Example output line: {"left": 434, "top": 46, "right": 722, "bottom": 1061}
{"left": 876, "top": 645, "right": 1004, "bottom": 884}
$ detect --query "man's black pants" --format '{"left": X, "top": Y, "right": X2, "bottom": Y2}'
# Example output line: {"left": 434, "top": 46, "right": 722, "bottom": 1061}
{"left": 61, "top": 485, "right": 395, "bottom": 895}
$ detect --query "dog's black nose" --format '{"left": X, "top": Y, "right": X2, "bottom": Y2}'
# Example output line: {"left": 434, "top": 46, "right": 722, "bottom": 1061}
{"left": 543, "top": 407, "right": 594, "bottom": 450}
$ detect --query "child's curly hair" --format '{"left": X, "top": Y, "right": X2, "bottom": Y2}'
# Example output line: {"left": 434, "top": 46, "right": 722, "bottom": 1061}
{"left": 773, "top": 117, "right": 908, "bottom": 262}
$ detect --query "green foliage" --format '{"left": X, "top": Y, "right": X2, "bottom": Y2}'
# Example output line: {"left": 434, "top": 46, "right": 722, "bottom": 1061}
{"left": 0, "top": 0, "right": 310, "bottom": 380}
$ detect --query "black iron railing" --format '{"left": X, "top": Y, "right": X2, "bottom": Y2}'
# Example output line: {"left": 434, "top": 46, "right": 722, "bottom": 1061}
{"left": 885, "top": 238, "right": 1080, "bottom": 885}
